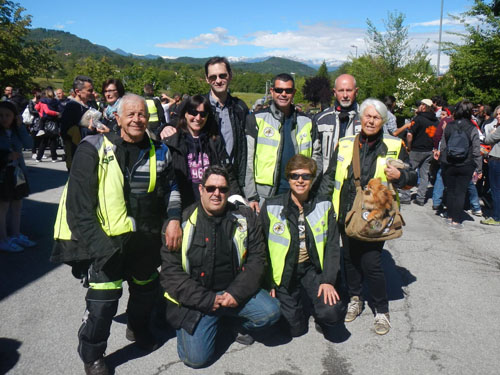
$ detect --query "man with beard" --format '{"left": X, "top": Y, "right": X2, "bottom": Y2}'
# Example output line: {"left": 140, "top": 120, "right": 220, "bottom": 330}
{"left": 313, "top": 74, "right": 361, "bottom": 173}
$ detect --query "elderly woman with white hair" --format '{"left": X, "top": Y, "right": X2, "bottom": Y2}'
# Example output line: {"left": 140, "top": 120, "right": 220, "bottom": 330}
{"left": 319, "top": 98, "right": 417, "bottom": 335}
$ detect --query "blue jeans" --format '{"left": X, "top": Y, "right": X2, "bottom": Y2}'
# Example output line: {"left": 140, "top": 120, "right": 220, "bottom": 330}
{"left": 432, "top": 167, "right": 444, "bottom": 207}
{"left": 176, "top": 289, "right": 280, "bottom": 368}
{"left": 489, "top": 159, "right": 500, "bottom": 220}
{"left": 467, "top": 181, "right": 481, "bottom": 211}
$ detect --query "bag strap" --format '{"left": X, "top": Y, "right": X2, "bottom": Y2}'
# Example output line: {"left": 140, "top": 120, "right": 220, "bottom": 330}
{"left": 352, "top": 134, "right": 361, "bottom": 188}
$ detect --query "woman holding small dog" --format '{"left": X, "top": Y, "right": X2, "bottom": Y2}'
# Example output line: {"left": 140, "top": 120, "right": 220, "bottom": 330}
{"left": 319, "top": 98, "right": 417, "bottom": 335}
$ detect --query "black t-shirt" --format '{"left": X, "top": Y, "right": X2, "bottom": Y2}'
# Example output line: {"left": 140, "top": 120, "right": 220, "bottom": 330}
{"left": 409, "top": 111, "right": 438, "bottom": 152}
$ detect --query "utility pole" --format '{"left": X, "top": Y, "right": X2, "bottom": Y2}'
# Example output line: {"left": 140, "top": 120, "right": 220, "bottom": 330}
{"left": 437, "top": 0, "right": 444, "bottom": 77}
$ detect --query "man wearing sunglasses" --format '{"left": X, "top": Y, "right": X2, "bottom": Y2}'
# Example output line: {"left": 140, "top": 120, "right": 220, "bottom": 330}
{"left": 245, "top": 73, "right": 321, "bottom": 212}
{"left": 260, "top": 155, "right": 345, "bottom": 338}
{"left": 203, "top": 57, "right": 249, "bottom": 191}
{"left": 161, "top": 165, "right": 280, "bottom": 368}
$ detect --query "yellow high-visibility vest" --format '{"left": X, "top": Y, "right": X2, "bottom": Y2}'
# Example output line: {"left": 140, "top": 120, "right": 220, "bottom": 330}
{"left": 332, "top": 135, "right": 402, "bottom": 215}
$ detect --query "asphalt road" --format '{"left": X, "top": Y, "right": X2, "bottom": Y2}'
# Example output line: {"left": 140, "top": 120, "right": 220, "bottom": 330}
{"left": 1, "top": 152, "right": 499, "bottom": 375}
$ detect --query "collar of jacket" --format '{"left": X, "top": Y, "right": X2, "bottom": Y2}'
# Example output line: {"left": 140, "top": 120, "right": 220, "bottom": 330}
{"left": 196, "top": 200, "right": 241, "bottom": 223}
{"left": 279, "top": 190, "right": 315, "bottom": 218}
{"left": 269, "top": 101, "right": 298, "bottom": 124}
{"left": 359, "top": 130, "right": 388, "bottom": 157}
{"left": 110, "top": 131, "right": 152, "bottom": 148}
{"left": 206, "top": 91, "right": 235, "bottom": 109}
{"left": 334, "top": 100, "right": 358, "bottom": 114}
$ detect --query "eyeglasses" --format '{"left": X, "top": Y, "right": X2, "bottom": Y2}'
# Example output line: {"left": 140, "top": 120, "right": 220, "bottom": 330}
{"left": 204, "top": 185, "right": 229, "bottom": 193}
{"left": 273, "top": 88, "right": 294, "bottom": 95}
{"left": 104, "top": 89, "right": 117, "bottom": 94}
{"left": 207, "top": 73, "right": 229, "bottom": 82}
{"left": 289, "top": 173, "right": 313, "bottom": 181}
{"left": 187, "top": 108, "right": 209, "bottom": 118}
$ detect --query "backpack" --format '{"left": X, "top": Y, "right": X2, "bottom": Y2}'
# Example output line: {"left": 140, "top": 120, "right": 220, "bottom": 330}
{"left": 446, "top": 122, "right": 470, "bottom": 162}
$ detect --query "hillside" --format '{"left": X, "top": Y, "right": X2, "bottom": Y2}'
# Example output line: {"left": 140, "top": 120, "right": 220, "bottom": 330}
{"left": 27, "top": 28, "right": 117, "bottom": 57}
{"left": 26, "top": 28, "right": 317, "bottom": 76}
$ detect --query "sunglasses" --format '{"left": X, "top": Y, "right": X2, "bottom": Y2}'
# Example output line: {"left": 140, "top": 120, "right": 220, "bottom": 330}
{"left": 273, "top": 88, "right": 294, "bottom": 94}
{"left": 204, "top": 185, "right": 229, "bottom": 193}
{"left": 207, "top": 73, "right": 229, "bottom": 81}
{"left": 289, "top": 173, "right": 312, "bottom": 181}
{"left": 187, "top": 108, "right": 209, "bottom": 118}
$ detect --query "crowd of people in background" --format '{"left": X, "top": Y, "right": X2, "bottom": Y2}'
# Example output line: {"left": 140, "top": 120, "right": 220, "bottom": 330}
{"left": 1, "top": 55, "right": 500, "bottom": 374}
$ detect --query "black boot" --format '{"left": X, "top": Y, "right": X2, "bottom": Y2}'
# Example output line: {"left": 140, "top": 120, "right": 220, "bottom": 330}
{"left": 84, "top": 357, "right": 109, "bottom": 375}
{"left": 126, "top": 282, "right": 159, "bottom": 351}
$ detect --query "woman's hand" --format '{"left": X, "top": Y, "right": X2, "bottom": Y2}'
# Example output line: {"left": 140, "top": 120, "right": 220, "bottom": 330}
{"left": 384, "top": 164, "right": 401, "bottom": 181}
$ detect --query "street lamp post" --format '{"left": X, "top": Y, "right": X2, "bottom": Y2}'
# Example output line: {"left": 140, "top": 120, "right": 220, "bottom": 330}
{"left": 437, "top": 0, "right": 444, "bottom": 77}
{"left": 351, "top": 45, "right": 358, "bottom": 59}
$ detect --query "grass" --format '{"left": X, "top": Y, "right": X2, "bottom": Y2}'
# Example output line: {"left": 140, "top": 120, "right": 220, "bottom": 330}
{"left": 232, "top": 92, "right": 266, "bottom": 108}
{"left": 33, "top": 77, "right": 64, "bottom": 89}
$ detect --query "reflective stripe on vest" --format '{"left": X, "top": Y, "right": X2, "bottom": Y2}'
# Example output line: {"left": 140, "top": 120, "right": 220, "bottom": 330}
{"left": 146, "top": 99, "right": 159, "bottom": 123}
{"left": 89, "top": 280, "right": 123, "bottom": 290}
{"left": 266, "top": 202, "right": 330, "bottom": 286}
{"left": 165, "top": 207, "right": 249, "bottom": 305}
{"left": 331, "top": 135, "right": 402, "bottom": 215}
{"left": 181, "top": 207, "right": 248, "bottom": 274}
{"left": 254, "top": 117, "right": 313, "bottom": 186}
{"left": 53, "top": 136, "right": 157, "bottom": 240}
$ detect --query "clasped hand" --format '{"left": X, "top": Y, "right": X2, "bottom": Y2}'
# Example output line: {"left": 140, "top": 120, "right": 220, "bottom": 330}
{"left": 212, "top": 292, "right": 238, "bottom": 311}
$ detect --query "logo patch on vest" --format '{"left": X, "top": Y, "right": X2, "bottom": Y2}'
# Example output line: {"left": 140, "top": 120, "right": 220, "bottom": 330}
{"left": 264, "top": 127, "right": 275, "bottom": 137}
{"left": 102, "top": 155, "right": 114, "bottom": 164}
{"left": 273, "top": 222, "right": 285, "bottom": 235}
{"left": 237, "top": 219, "right": 247, "bottom": 232}
{"left": 387, "top": 151, "right": 397, "bottom": 156}
{"left": 338, "top": 155, "right": 344, "bottom": 162}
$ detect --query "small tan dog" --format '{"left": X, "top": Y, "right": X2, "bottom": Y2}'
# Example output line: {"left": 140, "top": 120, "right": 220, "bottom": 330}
{"left": 363, "top": 178, "right": 393, "bottom": 222}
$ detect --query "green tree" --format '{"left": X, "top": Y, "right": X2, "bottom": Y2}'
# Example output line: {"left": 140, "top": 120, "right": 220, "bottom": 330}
{"left": 366, "top": 11, "right": 427, "bottom": 74}
{"left": 0, "top": 1, "right": 60, "bottom": 91}
{"left": 169, "top": 66, "right": 209, "bottom": 95}
{"left": 69, "top": 57, "right": 119, "bottom": 92}
{"left": 317, "top": 61, "right": 329, "bottom": 78}
{"left": 444, "top": 0, "right": 500, "bottom": 105}
{"left": 302, "top": 76, "right": 332, "bottom": 109}
{"left": 334, "top": 11, "right": 433, "bottom": 118}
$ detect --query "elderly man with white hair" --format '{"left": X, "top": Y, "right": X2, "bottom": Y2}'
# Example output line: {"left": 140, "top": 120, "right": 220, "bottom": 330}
{"left": 319, "top": 98, "right": 416, "bottom": 335}
{"left": 51, "top": 94, "right": 182, "bottom": 375}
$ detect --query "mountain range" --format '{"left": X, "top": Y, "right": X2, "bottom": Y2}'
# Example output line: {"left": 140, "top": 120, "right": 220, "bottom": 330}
{"left": 27, "top": 28, "right": 329, "bottom": 76}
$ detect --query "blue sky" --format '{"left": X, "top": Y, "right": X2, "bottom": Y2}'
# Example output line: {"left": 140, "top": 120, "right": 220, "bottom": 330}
{"left": 20, "top": 0, "right": 474, "bottom": 71}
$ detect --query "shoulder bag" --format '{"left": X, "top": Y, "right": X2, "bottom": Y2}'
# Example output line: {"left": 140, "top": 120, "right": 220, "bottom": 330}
{"left": 344, "top": 135, "right": 405, "bottom": 241}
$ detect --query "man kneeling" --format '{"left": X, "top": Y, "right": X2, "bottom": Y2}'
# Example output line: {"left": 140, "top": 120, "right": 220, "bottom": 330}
{"left": 260, "top": 155, "right": 345, "bottom": 337}
{"left": 160, "top": 166, "right": 280, "bottom": 368}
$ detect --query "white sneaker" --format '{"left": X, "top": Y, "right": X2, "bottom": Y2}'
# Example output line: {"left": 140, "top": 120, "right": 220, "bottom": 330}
{"left": 36, "top": 130, "right": 45, "bottom": 136}
{"left": 42, "top": 155, "right": 48, "bottom": 159}
{"left": 0, "top": 238, "right": 24, "bottom": 252}
{"left": 374, "top": 313, "right": 391, "bottom": 335}
{"left": 31, "top": 154, "right": 37, "bottom": 160}
{"left": 11, "top": 234, "right": 36, "bottom": 248}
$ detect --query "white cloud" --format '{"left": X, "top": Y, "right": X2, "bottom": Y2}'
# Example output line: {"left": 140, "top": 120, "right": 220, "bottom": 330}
{"left": 155, "top": 20, "right": 469, "bottom": 72}
{"left": 54, "top": 24, "right": 65, "bottom": 29}
{"left": 155, "top": 27, "right": 239, "bottom": 49}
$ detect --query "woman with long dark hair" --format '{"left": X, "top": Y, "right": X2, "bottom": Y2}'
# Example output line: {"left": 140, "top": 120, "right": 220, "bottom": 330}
{"left": 439, "top": 100, "right": 482, "bottom": 229}
{"left": 0, "top": 101, "right": 35, "bottom": 252}
{"left": 164, "top": 95, "right": 240, "bottom": 209}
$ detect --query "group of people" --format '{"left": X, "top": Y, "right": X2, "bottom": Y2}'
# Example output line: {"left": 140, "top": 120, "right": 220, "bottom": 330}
{"left": 1, "top": 54, "right": 499, "bottom": 374}
{"left": 393, "top": 95, "right": 500, "bottom": 229}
